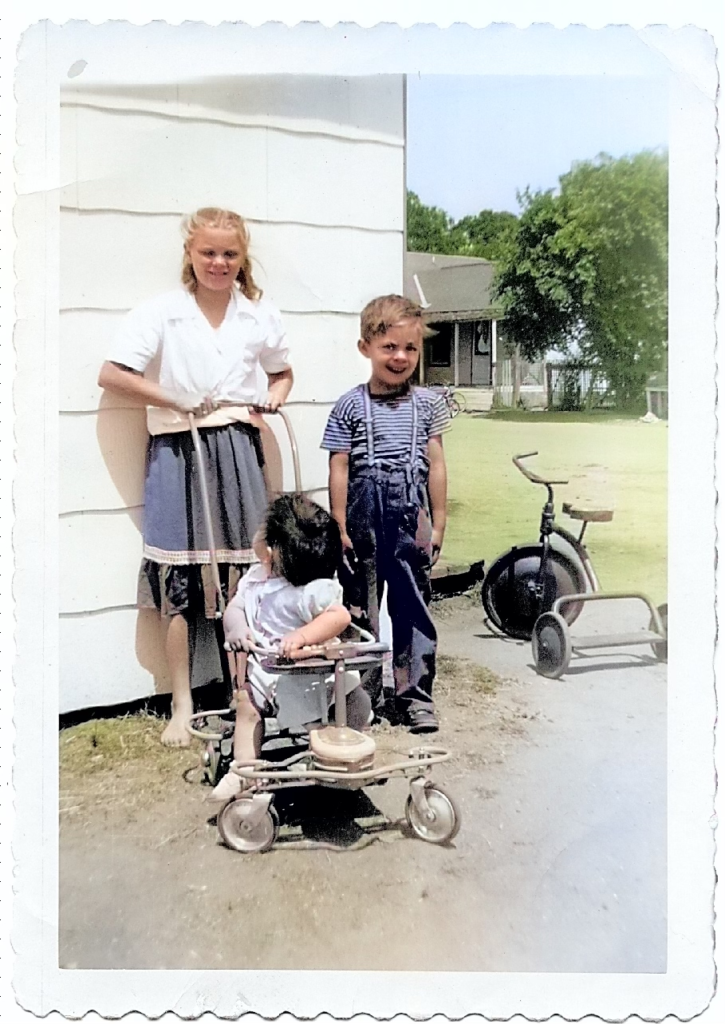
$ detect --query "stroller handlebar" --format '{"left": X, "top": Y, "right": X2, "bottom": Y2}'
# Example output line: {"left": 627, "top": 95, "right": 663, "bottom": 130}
{"left": 227, "top": 638, "right": 389, "bottom": 663}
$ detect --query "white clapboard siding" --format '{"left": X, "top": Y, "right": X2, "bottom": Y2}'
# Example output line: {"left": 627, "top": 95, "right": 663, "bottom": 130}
{"left": 59, "top": 74, "right": 405, "bottom": 712}
{"left": 59, "top": 608, "right": 233, "bottom": 712}
{"left": 60, "top": 510, "right": 144, "bottom": 613}
{"left": 59, "top": 608, "right": 171, "bottom": 712}
{"left": 60, "top": 211, "right": 403, "bottom": 314}
{"left": 59, "top": 106, "right": 403, "bottom": 231}
{"left": 59, "top": 409, "right": 148, "bottom": 514}
{"left": 62, "top": 75, "right": 404, "bottom": 147}
{"left": 61, "top": 309, "right": 367, "bottom": 411}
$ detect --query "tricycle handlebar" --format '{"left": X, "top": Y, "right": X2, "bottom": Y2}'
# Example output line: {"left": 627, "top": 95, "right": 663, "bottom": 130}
{"left": 513, "top": 451, "right": 569, "bottom": 487}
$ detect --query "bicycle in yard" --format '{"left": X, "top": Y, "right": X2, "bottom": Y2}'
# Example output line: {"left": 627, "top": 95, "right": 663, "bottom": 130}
{"left": 425, "top": 382, "right": 466, "bottom": 418}
{"left": 481, "top": 452, "right": 667, "bottom": 677}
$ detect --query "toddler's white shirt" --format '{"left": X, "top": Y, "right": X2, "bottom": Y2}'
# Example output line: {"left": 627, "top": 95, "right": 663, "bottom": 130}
{"left": 229, "top": 564, "right": 358, "bottom": 729}
{"left": 231, "top": 563, "right": 343, "bottom": 646}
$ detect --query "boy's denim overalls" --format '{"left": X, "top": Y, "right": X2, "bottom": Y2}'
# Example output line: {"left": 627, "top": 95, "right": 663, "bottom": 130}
{"left": 341, "top": 385, "right": 436, "bottom": 716}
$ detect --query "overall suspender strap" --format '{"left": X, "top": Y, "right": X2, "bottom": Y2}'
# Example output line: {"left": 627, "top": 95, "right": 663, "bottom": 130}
{"left": 362, "top": 384, "right": 376, "bottom": 468}
{"left": 409, "top": 388, "right": 419, "bottom": 464}
{"left": 361, "top": 384, "right": 420, "bottom": 471}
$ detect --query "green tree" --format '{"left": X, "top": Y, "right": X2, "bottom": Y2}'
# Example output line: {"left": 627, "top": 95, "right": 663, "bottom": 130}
{"left": 406, "top": 192, "right": 518, "bottom": 261}
{"left": 449, "top": 209, "right": 519, "bottom": 262}
{"left": 406, "top": 191, "right": 456, "bottom": 254}
{"left": 496, "top": 151, "right": 668, "bottom": 406}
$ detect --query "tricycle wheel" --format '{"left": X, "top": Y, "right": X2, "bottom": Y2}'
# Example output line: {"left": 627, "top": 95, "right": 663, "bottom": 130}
{"left": 650, "top": 602, "right": 668, "bottom": 662}
{"left": 218, "top": 796, "right": 279, "bottom": 854}
{"left": 532, "top": 612, "right": 571, "bottom": 678}
{"left": 482, "top": 544, "right": 586, "bottom": 640}
{"left": 405, "top": 783, "right": 461, "bottom": 844}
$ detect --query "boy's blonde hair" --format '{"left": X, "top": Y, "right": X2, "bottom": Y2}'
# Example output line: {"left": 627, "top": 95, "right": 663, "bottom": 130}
{"left": 360, "top": 294, "right": 434, "bottom": 342}
{"left": 180, "top": 207, "right": 262, "bottom": 301}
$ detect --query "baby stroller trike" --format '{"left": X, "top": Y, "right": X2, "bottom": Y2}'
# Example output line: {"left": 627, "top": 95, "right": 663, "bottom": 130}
{"left": 188, "top": 635, "right": 459, "bottom": 853}
{"left": 184, "top": 406, "right": 461, "bottom": 852}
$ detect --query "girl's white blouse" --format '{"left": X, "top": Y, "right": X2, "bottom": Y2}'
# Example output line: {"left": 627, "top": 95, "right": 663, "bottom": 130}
{"left": 108, "top": 287, "right": 291, "bottom": 435}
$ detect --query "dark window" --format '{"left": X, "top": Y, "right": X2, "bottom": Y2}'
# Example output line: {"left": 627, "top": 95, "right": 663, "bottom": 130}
{"left": 429, "top": 336, "right": 452, "bottom": 366}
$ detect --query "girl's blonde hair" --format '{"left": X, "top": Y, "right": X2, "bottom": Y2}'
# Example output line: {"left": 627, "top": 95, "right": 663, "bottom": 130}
{"left": 180, "top": 207, "right": 262, "bottom": 301}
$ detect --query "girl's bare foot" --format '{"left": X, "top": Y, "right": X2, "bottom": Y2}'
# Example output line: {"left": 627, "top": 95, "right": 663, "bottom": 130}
{"left": 161, "top": 704, "right": 193, "bottom": 747}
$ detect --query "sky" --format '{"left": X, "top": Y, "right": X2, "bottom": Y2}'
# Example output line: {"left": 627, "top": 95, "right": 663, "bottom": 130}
{"left": 406, "top": 74, "right": 669, "bottom": 219}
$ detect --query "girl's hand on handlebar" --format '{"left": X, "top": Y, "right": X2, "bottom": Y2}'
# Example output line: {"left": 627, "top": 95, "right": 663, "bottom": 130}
{"left": 251, "top": 390, "right": 283, "bottom": 414}
{"left": 175, "top": 394, "right": 219, "bottom": 417}
{"left": 194, "top": 395, "right": 220, "bottom": 417}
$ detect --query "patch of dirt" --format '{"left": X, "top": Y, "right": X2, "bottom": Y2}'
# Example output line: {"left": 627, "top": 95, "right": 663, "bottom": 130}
{"left": 59, "top": 647, "right": 538, "bottom": 970}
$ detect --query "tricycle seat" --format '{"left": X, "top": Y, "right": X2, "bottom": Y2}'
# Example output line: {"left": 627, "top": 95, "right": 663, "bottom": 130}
{"left": 562, "top": 502, "right": 614, "bottom": 523}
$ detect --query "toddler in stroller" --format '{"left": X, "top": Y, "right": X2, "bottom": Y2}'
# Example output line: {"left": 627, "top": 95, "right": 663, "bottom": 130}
{"left": 210, "top": 493, "right": 372, "bottom": 800}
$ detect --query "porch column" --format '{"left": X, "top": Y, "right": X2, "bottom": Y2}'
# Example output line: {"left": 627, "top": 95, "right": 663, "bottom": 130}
{"left": 453, "top": 321, "right": 460, "bottom": 386}
{"left": 491, "top": 319, "right": 497, "bottom": 386}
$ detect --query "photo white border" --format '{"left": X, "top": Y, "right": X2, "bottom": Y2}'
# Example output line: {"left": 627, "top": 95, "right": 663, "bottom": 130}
{"left": 2, "top": 2, "right": 721, "bottom": 1021}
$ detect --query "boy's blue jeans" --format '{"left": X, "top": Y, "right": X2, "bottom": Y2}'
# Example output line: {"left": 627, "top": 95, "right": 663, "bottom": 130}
{"left": 340, "top": 464, "right": 436, "bottom": 715}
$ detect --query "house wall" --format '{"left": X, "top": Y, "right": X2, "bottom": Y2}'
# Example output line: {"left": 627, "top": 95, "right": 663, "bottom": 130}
{"left": 59, "top": 75, "right": 405, "bottom": 713}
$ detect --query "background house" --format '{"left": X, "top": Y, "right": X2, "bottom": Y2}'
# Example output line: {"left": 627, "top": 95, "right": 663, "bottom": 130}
{"left": 404, "top": 251, "right": 546, "bottom": 410}
{"left": 59, "top": 74, "right": 405, "bottom": 713}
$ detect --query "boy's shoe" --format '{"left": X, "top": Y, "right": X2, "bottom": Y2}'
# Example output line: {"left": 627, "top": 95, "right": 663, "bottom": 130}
{"left": 406, "top": 707, "right": 439, "bottom": 735}
{"left": 380, "top": 695, "right": 406, "bottom": 727}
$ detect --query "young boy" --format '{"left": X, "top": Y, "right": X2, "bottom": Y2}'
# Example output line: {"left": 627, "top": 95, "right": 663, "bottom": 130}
{"left": 321, "top": 295, "right": 450, "bottom": 734}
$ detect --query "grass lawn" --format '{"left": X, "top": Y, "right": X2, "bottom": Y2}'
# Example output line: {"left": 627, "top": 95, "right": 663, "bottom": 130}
{"left": 441, "top": 413, "right": 667, "bottom": 605}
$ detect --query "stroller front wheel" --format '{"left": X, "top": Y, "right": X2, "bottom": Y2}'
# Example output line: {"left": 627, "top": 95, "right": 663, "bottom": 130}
{"left": 218, "top": 796, "right": 279, "bottom": 854}
{"left": 405, "top": 782, "right": 461, "bottom": 844}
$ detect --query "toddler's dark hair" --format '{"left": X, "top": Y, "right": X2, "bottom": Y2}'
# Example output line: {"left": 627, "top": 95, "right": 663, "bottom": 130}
{"left": 264, "top": 494, "right": 341, "bottom": 587}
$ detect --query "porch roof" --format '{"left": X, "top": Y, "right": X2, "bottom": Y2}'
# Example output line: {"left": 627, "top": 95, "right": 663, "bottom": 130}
{"left": 404, "top": 251, "right": 504, "bottom": 320}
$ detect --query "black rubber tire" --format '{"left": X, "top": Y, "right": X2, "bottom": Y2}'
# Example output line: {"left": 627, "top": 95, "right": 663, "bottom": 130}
{"left": 218, "top": 797, "right": 279, "bottom": 854}
{"left": 532, "top": 612, "right": 572, "bottom": 679}
{"left": 651, "top": 602, "right": 668, "bottom": 662}
{"left": 405, "top": 782, "right": 461, "bottom": 844}
{"left": 482, "top": 544, "right": 587, "bottom": 641}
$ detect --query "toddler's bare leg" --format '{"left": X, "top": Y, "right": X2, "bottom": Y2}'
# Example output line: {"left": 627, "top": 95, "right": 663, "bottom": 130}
{"left": 161, "top": 613, "right": 193, "bottom": 747}
{"left": 210, "top": 687, "right": 263, "bottom": 801}
{"left": 233, "top": 687, "right": 263, "bottom": 762}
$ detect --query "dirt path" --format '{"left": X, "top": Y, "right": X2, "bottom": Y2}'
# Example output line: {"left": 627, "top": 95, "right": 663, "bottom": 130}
{"left": 60, "top": 594, "right": 666, "bottom": 972}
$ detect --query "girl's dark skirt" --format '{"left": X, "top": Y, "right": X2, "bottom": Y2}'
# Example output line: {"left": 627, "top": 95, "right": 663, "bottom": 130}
{"left": 137, "top": 422, "right": 268, "bottom": 618}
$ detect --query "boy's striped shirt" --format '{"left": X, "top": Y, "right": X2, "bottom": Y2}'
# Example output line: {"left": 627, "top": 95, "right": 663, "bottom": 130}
{"left": 321, "top": 385, "right": 450, "bottom": 470}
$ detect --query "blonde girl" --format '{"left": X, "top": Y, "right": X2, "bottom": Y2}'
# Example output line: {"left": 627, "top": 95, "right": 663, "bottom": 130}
{"left": 99, "top": 208, "right": 293, "bottom": 745}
